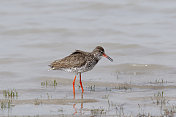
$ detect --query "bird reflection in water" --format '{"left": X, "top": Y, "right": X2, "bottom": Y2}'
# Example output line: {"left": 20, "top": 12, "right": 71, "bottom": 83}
{"left": 73, "top": 92, "right": 84, "bottom": 115}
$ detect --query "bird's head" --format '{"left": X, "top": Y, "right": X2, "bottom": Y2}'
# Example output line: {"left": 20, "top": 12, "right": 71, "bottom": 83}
{"left": 93, "top": 46, "right": 113, "bottom": 62}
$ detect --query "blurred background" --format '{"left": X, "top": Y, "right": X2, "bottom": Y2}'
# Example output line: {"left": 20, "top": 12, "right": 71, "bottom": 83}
{"left": 0, "top": 0, "right": 176, "bottom": 116}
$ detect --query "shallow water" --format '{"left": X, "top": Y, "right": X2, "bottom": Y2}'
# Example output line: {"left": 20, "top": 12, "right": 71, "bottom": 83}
{"left": 0, "top": 0, "right": 176, "bottom": 116}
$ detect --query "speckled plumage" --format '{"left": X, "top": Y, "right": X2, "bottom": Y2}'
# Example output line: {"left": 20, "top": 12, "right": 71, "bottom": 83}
{"left": 49, "top": 46, "right": 113, "bottom": 94}
{"left": 49, "top": 49, "right": 99, "bottom": 74}
{"left": 49, "top": 46, "right": 113, "bottom": 74}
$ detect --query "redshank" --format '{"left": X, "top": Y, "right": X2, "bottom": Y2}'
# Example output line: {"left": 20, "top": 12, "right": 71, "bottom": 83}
{"left": 49, "top": 46, "right": 113, "bottom": 95}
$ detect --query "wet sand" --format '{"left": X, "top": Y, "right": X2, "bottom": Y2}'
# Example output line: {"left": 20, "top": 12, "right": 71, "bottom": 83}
{"left": 1, "top": 0, "right": 176, "bottom": 116}
{"left": 1, "top": 73, "right": 176, "bottom": 116}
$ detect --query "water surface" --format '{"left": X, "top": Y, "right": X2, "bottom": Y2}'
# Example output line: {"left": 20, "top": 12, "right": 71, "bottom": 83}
{"left": 0, "top": 0, "right": 176, "bottom": 116}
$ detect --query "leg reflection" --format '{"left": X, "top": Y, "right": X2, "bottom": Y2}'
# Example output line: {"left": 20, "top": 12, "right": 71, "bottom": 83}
{"left": 81, "top": 92, "right": 83, "bottom": 109}
{"left": 73, "top": 103, "right": 77, "bottom": 115}
{"left": 73, "top": 92, "right": 84, "bottom": 115}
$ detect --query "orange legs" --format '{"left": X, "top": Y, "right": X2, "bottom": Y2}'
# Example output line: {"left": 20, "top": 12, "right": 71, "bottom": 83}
{"left": 72, "top": 73, "right": 84, "bottom": 98}
{"left": 79, "top": 73, "right": 84, "bottom": 93}
{"left": 73, "top": 75, "right": 76, "bottom": 98}
{"left": 72, "top": 74, "right": 84, "bottom": 114}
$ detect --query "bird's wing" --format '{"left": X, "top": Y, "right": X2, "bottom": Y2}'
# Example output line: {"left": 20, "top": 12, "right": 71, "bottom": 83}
{"left": 49, "top": 50, "right": 88, "bottom": 70}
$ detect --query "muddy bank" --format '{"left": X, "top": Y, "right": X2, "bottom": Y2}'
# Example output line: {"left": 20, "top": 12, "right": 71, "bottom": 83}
{"left": 0, "top": 98, "right": 97, "bottom": 105}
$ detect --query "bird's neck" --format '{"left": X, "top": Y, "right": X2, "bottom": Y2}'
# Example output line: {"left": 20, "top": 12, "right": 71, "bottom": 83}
{"left": 93, "top": 54, "right": 102, "bottom": 60}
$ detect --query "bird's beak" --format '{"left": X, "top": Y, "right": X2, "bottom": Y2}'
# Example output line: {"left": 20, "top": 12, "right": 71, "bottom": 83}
{"left": 103, "top": 53, "right": 113, "bottom": 62}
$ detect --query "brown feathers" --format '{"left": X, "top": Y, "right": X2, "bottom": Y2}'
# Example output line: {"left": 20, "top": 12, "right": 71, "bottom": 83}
{"left": 49, "top": 50, "right": 90, "bottom": 70}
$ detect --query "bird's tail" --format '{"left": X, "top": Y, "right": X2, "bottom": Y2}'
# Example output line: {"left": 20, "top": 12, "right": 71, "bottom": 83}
{"left": 48, "top": 68, "right": 52, "bottom": 71}
{"left": 48, "top": 64, "right": 53, "bottom": 71}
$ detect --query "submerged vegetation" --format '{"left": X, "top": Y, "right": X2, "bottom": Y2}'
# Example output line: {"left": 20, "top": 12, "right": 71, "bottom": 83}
{"left": 0, "top": 79, "right": 176, "bottom": 116}
{"left": 151, "top": 91, "right": 167, "bottom": 105}
{"left": 0, "top": 100, "right": 12, "bottom": 110}
{"left": 3, "top": 89, "right": 18, "bottom": 99}
{"left": 90, "top": 108, "right": 106, "bottom": 116}
{"left": 0, "top": 89, "right": 18, "bottom": 110}
{"left": 41, "top": 80, "right": 58, "bottom": 87}
{"left": 86, "top": 85, "right": 96, "bottom": 91}
{"left": 149, "top": 79, "right": 170, "bottom": 85}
